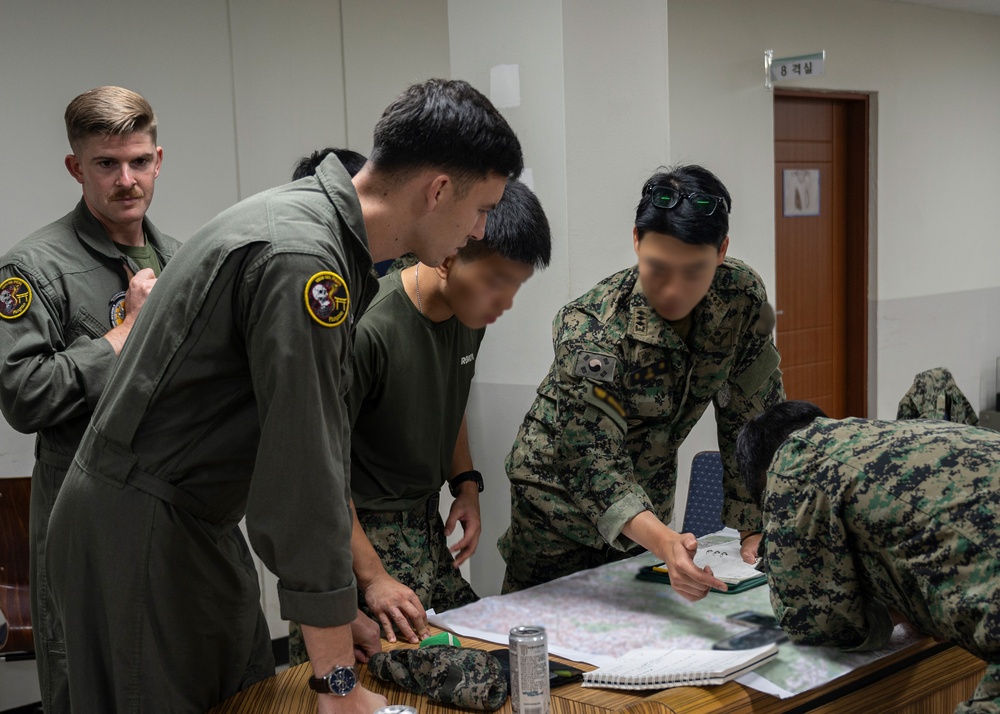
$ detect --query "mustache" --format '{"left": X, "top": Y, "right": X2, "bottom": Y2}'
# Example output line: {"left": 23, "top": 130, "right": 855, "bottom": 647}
{"left": 111, "top": 187, "right": 145, "bottom": 201}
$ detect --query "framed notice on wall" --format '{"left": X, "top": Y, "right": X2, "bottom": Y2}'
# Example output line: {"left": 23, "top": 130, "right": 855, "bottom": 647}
{"left": 783, "top": 169, "right": 820, "bottom": 217}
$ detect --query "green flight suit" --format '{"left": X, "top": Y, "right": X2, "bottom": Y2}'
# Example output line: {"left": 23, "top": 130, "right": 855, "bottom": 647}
{"left": 762, "top": 417, "right": 1000, "bottom": 714}
{"left": 0, "top": 199, "right": 178, "bottom": 712}
{"left": 45, "top": 155, "right": 378, "bottom": 712}
{"left": 500, "top": 258, "right": 783, "bottom": 592}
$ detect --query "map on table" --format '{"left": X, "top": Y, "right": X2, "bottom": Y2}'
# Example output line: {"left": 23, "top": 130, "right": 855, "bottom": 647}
{"left": 429, "top": 548, "right": 923, "bottom": 698}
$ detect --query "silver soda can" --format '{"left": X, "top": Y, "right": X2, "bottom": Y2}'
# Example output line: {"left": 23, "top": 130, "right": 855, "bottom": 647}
{"left": 373, "top": 707, "right": 418, "bottom": 714}
{"left": 509, "top": 625, "right": 550, "bottom": 714}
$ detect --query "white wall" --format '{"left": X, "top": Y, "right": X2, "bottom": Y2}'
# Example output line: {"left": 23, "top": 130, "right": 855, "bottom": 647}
{"left": 448, "top": 0, "right": 670, "bottom": 597}
{"left": 666, "top": 0, "right": 1000, "bottom": 418}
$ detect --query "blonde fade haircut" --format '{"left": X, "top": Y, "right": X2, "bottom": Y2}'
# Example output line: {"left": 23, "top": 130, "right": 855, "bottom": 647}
{"left": 64, "top": 86, "right": 157, "bottom": 154}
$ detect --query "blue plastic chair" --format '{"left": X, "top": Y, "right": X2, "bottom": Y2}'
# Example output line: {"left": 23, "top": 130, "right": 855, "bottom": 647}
{"left": 682, "top": 451, "right": 725, "bottom": 537}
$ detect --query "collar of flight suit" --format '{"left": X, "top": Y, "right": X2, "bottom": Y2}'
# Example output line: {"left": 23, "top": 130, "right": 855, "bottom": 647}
{"left": 313, "top": 154, "right": 373, "bottom": 274}
{"left": 70, "top": 198, "right": 175, "bottom": 268}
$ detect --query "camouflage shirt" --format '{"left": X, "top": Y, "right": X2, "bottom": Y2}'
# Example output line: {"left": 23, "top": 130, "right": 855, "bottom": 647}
{"left": 762, "top": 417, "right": 1000, "bottom": 661}
{"left": 504, "top": 258, "right": 783, "bottom": 556}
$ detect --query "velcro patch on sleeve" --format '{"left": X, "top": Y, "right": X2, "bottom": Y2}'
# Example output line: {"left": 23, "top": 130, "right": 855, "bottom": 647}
{"left": 734, "top": 341, "right": 781, "bottom": 396}
{"left": 304, "top": 271, "right": 350, "bottom": 327}
{"left": 574, "top": 350, "right": 618, "bottom": 383}
{"left": 582, "top": 383, "right": 628, "bottom": 433}
{"left": 0, "top": 277, "right": 32, "bottom": 320}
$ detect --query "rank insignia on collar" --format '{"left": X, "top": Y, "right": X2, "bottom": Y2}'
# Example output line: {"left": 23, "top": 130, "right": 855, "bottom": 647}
{"left": 0, "top": 277, "right": 32, "bottom": 320}
{"left": 109, "top": 290, "right": 127, "bottom": 327}
{"left": 631, "top": 308, "right": 649, "bottom": 336}
{"left": 574, "top": 351, "right": 618, "bottom": 383}
{"left": 305, "top": 271, "right": 350, "bottom": 327}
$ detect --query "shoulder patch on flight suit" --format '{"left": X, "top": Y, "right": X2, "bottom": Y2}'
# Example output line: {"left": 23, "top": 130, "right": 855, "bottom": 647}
{"left": 574, "top": 351, "right": 618, "bottom": 382}
{"left": 0, "top": 277, "right": 32, "bottom": 320}
{"left": 582, "top": 383, "right": 628, "bottom": 432}
{"left": 109, "top": 290, "right": 127, "bottom": 327}
{"left": 304, "top": 271, "right": 350, "bottom": 327}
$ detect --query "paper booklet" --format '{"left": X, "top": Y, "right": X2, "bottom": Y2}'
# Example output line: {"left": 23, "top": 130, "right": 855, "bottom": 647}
{"left": 656, "top": 531, "right": 765, "bottom": 586}
{"left": 581, "top": 643, "right": 778, "bottom": 690}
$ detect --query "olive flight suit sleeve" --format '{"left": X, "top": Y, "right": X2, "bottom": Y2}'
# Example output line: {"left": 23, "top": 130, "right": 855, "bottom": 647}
{"left": 764, "top": 468, "right": 894, "bottom": 652}
{"left": 550, "top": 310, "right": 651, "bottom": 551}
{"left": 240, "top": 251, "right": 358, "bottom": 628}
{"left": 0, "top": 263, "right": 116, "bottom": 433}
{"left": 713, "top": 298, "right": 784, "bottom": 531}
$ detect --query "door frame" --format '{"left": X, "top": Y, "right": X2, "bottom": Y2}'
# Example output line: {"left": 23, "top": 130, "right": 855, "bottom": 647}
{"left": 774, "top": 87, "right": 873, "bottom": 417}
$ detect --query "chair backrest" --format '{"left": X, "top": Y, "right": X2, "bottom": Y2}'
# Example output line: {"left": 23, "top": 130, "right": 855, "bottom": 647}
{"left": 682, "top": 451, "right": 724, "bottom": 537}
{"left": 0, "top": 477, "right": 33, "bottom": 655}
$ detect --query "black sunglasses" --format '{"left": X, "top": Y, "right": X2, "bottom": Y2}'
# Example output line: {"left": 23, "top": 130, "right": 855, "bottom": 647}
{"left": 644, "top": 183, "right": 729, "bottom": 216}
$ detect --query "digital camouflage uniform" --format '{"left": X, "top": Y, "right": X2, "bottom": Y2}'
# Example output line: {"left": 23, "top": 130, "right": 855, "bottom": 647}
{"left": 288, "top": 501, "right": 480, "bottom": 665}
{"left": 896, "top": 366, "right": 978, "bottom": 425}
{"left": 368, "top": 645, "right": 508, "bottom": 710}
{"left": 762, "top": 417, "right": 1000, "bottom": 714}
{"left": 0, "top": 199, "right": 178, "bottom": 712}
{"left": 500, "top": 258, "right": 783, "bottom": 592}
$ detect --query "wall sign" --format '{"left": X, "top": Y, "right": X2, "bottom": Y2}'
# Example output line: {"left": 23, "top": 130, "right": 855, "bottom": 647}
{"left": 764, "top": 50, "right": 825, "bottom": 90}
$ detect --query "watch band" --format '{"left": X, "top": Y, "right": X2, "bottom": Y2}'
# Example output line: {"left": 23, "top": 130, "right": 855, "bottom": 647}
{"left": 449, "top": 469, "right": 484, "bottom": 497}
{"left": 307, "top": 664, "right": 357, "bottom": 696}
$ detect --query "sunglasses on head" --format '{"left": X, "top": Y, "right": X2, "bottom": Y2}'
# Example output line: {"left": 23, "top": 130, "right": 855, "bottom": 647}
{"left": 644, "top": 183, "right": 729, "bottom": 216}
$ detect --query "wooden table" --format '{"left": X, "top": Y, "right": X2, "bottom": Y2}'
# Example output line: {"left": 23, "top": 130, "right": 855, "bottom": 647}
{"left": 211, "top": 630, "right": 986, "bottom": 713}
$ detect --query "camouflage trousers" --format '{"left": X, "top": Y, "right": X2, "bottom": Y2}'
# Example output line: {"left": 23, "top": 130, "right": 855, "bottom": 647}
{"left": 498, "top": 490, "right": 635, "bottom": 594}
{"left": 289, "top": 494, "right": 478, "bottom": 665}
{"left": 961, "top": 663, "right": 1000, "bottom": 714}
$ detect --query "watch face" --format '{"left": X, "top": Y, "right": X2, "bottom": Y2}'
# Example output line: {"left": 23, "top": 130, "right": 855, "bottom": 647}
{"left": 328, "top": 665, "right": 357, "bottom": 696}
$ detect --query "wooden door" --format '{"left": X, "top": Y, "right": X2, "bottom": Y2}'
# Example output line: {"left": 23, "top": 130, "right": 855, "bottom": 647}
{"left": 774, "top": 91, "right": 869, "bottom": 418}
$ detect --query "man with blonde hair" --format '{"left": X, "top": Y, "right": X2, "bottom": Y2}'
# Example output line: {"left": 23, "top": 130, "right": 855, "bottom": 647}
{"left": 0, "top": 85, "right": 180, "bottom": 711}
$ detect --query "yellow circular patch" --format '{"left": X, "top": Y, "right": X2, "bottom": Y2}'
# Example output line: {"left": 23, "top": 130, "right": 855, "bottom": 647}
{"left": 109, "top": 290, "right": 127, "bottom": 327}
{"left": 0, "top": 277, "right": 32, "bottom": 320}
{"left": 304, "top": 271, "right": 349, "bottom": 327}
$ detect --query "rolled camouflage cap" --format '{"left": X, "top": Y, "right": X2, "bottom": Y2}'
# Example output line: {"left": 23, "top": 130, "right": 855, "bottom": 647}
{"left": 367, "top": 645, "right": 508, "bottom": 711}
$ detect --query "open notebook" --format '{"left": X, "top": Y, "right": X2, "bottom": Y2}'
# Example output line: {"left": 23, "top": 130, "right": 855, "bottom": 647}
{"left": 581, "top": 643, "right": 778, "bottom": 690}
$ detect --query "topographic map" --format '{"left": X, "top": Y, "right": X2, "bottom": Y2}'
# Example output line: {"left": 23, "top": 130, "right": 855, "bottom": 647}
{"left": 429, "top": 537, "right": 923, "bottom": 698}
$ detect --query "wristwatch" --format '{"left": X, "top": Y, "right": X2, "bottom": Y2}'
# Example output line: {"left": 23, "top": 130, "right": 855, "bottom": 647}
{"left": 449, "top": 469, "right": 484, "bottom": 497}
{"left": 307, "top": 665, "right": 357, "bottom": 696}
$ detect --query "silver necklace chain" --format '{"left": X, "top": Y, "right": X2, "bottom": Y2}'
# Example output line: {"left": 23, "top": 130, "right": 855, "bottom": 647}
{"left": 415, "top": 263, "right": 424, "bottom": 315}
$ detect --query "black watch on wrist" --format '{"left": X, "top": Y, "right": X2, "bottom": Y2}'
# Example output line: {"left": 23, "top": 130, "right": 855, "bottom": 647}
{"left": 449, "top": 469, "right": 484, "bottom": 497}
{"left": 307, "top": 665, "right": 357, "bottom": 696}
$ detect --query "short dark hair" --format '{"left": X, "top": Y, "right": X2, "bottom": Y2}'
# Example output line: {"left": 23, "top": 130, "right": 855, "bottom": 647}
{"left": 736, "top": 400, "right": 827, "bottom": 507}
{"left": 634, "top": 164, "right": 731, "bottom": 249}
{"left": 292, "top": 148, "right": 367, "bottom": 180}
{"left": 369, "top": 79, "right": 523, "bottom": 186}
{"left": 456, "top": 180, "right": 551, "bottom": 269}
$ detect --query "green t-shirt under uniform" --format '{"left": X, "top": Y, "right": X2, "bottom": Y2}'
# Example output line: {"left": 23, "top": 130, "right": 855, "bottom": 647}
{"left": 349, "top": 270, "right": 486, "bottom": 511}
{"left": 116, "top": 238, "right": 163, "bottom": 277}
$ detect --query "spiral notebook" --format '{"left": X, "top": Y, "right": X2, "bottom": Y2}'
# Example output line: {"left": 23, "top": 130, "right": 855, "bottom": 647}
{"left": 581, "top": 643, "right": 778, "bottom": 690}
